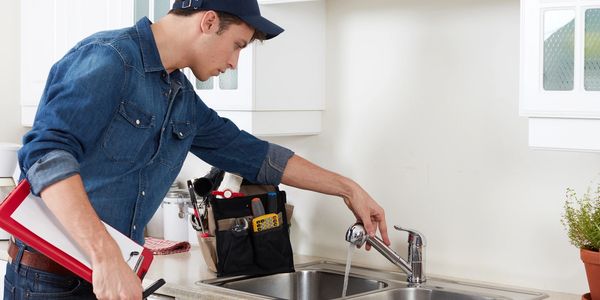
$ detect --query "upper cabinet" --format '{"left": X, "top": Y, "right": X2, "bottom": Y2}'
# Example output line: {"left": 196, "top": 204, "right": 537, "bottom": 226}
{"left": 520, "top": 0, "right": 600, "bottom": 151}
{"left": 20, "top": 0, "right": 325, "bottom": 137}
{"left": 186, "top": 1, "right": 325, "bottom": 136}
{"left": 20, "top": 0, "right": 133, "bottom": 127}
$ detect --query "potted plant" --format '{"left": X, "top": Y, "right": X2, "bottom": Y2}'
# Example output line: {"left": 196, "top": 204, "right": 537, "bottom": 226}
{"left": 562, "top": 185, "right": 600, "bottom": 300}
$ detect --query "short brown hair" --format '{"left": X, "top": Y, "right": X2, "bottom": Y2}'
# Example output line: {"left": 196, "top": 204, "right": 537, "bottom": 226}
{"left": 169, "top": 2, "right": 266, "bottom": 42}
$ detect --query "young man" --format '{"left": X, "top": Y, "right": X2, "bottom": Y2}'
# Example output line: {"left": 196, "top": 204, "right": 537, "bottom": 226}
{"left": 6, "top": 0, "right": 389, "bottom": 299}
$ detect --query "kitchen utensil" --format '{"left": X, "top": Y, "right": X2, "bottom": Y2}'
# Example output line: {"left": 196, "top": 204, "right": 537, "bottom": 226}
{"left": 162, "top": 189, "right": 190, "bottom": 241}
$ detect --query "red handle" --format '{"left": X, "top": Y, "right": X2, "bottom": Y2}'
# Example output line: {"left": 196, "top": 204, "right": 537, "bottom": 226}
{"left": 210, "top": 189, "right": 245, "bottom": 199}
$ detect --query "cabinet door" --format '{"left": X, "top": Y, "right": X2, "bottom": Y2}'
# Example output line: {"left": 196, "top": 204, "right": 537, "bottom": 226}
{"left": 520, "top": 0, "right": 600, "bottom": 118}
{"left": 21, "top": 0, "right": 134, "bottom": 126}
{"left": 186, "top": 45, "right": 255, "bottom": 111}
{"left": 521, "top": 0, "right": 600, "bottom": 151}
{"left": 20, "top": 0, "right": 56, "bottom": 110}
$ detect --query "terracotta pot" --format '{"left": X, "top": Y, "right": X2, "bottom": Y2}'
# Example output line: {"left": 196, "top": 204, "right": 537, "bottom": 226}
{"left": 582, "top": 293, "right": 591, "bottom": 300}
{"left": 581, "top": 248, "right": 600, "bottom": 300}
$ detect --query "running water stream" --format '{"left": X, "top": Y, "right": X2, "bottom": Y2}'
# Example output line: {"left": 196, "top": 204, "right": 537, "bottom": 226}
{"left": 341, "top": 243, "right": 355, "bottom": 298}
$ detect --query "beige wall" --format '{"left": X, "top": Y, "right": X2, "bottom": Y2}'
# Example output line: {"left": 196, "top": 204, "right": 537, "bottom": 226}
{"left": 0, "top": 1, "right": 28, "bottom": 144}
{"left": 4, "top": 0, "right": 599, "bottom": 294}
{"left": 264, "top": 0, "right": 599, "bottom": 294}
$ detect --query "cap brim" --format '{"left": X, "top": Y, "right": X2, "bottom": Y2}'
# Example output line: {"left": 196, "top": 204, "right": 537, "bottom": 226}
{"left": 239, "top": 15, "right": 284, "bottom": 40}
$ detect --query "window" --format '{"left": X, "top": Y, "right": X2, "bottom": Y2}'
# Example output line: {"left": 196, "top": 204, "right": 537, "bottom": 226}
{"left": 543, "top": 9, "right": 575, "bottom": 91}
{"left": 585, "top": 8, "right": 600, "bottom": 90}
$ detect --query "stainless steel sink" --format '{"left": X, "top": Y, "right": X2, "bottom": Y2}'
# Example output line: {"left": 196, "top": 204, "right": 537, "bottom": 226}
{"left": 346, "top": 287, "right": 501, "bottom": 300}
{"left": 206, "top": 270, "right": 387, "bottom": 299}
{"left": 200, "top": 261, "right": 548, "bottom": 300}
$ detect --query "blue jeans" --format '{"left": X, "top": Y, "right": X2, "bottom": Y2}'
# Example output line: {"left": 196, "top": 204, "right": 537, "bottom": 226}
{"left": 3, "top": 242, "right": 95, "bottom": 299}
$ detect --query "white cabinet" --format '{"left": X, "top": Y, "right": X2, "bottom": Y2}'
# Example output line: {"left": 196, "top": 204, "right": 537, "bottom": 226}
{"left": 20, "top": 0, "right": 134, "bottom": 127}
{"left": 187, "top": 1, "right": 325, "bottom": 136}
{"left": 20, "top": 0, "right": 325, "bottom": 136}
{"left": 520, "top": 0, "right": 600, "bottom": 151}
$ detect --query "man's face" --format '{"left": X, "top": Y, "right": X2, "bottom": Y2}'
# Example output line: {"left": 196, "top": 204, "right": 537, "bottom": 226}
{"left": 190, "top": 16, "right": 254, "bottom": 82}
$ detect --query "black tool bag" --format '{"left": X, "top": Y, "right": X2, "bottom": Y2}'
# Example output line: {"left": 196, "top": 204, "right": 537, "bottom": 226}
{"left": 208, "top": 174, "right": 295, "bottom": 277}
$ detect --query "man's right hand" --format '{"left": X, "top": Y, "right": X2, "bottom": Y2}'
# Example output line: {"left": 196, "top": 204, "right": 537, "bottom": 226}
{"left": 91, "top": 242, "right": 142, "bottom": 300}
{"left": 39, "top": 175, "right": 142, "bottom": 300}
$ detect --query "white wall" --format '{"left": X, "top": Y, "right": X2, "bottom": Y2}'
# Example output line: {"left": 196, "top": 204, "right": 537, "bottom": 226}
{"left": 1, "top": 1, "right": 28, "bottom": 144}
{"left": 263, "top": 0, "right": 598, "bottom": 295}
{"left": 3, "top": 0, "right": 598, "bottom": 295}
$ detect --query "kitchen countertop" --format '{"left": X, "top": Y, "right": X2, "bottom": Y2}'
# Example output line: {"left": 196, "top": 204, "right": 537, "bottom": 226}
{"left": 0, "top": 241, "right": 580, "bottom": 299}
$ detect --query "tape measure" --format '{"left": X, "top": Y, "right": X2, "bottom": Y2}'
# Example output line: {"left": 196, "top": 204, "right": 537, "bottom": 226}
{"left": 252, "top": 213, "right": 280, "bottom": 232}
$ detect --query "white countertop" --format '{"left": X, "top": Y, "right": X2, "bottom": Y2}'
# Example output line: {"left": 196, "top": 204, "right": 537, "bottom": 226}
{"left": 0, "top": 241, "right": 580, "bottom": 299}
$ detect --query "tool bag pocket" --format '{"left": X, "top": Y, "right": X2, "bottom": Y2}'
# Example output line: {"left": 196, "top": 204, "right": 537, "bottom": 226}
{"left": 252, "top": 224, "right": 293, "bottom": 272}
{"left": 215, "top": 229, "right": 254, "bottom": 275}
{"left": 211, "top": 190, "right": 294, "bottom": 277}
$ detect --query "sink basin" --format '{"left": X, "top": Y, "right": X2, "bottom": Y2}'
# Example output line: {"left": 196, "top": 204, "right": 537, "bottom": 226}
{"left": 201, "top": 261, "right": 548, "bottom": 300}
{"left": 346, "top": 287, "right": 500, "bottom": 300}
{"left": 204, "top": 270, "right": 387, "bottom": 299}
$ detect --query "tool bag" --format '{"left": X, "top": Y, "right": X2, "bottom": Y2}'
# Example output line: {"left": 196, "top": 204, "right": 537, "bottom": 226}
{"left": 202, "top": 169, "right": 295, "bottom": 277}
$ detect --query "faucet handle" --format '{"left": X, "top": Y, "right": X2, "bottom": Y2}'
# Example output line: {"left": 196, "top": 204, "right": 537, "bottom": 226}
{"left": 393, "top": 226, "right": 426, "bottom": 247}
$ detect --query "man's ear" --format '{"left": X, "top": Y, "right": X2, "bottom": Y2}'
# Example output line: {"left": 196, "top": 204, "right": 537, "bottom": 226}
{"left": 200, "top": 10, "right": 219, "bottom": 34}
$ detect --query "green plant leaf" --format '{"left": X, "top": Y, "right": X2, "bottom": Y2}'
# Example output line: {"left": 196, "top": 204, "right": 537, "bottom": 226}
{"left": 562, "top": 185, "right": 600, "bottom": 251}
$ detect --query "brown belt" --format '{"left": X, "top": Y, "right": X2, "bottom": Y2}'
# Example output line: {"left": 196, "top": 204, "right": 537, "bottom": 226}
{"left": 8, "top": 239, "right": 75, "bottom": 276}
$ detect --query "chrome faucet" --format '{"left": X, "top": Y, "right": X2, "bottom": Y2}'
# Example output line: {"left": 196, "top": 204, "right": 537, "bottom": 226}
{"left": 345, "top": 223, "right": 426, "bottom": 284}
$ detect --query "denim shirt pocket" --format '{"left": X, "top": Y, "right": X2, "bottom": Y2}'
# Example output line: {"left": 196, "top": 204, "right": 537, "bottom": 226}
{"left": 172, "top": 121, "right": 194, "bottom": 140}
{"left": 158, "top": 120, "right": 195, "bottom": 170}
{"left": 102, "top": 101, "right": 155, "bottom": 162}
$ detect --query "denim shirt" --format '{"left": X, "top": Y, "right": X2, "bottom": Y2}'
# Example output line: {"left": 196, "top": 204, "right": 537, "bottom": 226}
{"left": 18, "top": 18, "right": 294, "bottom": 244}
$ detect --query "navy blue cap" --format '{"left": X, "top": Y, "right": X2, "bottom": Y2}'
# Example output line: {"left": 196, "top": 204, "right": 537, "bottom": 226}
{"left": 172, "top": 0, "right": 284, "bottom": 39}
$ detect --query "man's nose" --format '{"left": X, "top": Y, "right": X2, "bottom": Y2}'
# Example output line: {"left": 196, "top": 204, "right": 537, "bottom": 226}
{"left": 228, "top": 51, "right": 241, "bottom": 70}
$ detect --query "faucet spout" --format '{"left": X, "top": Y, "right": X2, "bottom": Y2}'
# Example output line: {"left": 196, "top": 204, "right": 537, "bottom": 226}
{"left": 345, "top": 223, "right": 426, "bottom": 284}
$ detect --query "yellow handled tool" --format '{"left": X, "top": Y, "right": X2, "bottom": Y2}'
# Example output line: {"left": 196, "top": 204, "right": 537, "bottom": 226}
{"left": 252, "top": 213, "right": 280, "bottom": 232}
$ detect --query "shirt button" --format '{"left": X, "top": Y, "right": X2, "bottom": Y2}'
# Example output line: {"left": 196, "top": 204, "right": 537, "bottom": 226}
{"left": 135, "top": 119, "right": 141, "bottom": 125}
{"left": 179, "top": 132, "right": 184, "bottom": 137}
{"left": 133, "top": 225, "right": 137, "bottom": 231}
{"left": 141, "top": 191, "right": 145, "bottom": 196}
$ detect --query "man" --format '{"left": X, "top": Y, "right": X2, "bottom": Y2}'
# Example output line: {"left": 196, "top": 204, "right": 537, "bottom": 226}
{"left": 5, "top": 0, "right": 389, "bottom": 299}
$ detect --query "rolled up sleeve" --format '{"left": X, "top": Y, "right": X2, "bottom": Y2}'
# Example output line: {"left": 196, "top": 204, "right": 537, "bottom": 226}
{"left": 256, "top": 143, "right": 294, "bottom": 185}
{"left": 18, "top": 43, "right": 126, "bottom": 195}
{"left": 26, "top": 150, "right": 80, "bottom": 195}
{"left": 190, "top": 102, "right": 294, "bottom": 185}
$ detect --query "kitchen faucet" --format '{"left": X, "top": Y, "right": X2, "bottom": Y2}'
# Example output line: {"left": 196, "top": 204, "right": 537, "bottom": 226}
{"left": 345, "top": 223, "right": 426, "bottom": 284}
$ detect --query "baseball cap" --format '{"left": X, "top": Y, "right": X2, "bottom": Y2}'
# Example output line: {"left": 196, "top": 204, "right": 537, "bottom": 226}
{"left": 172, "top": 0, "right": 284, "bottom": 39}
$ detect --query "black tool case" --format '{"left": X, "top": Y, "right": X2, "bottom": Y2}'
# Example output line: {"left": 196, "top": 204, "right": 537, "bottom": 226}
{"left": 210, "top": 186, "right": 295, "bottom": 277}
